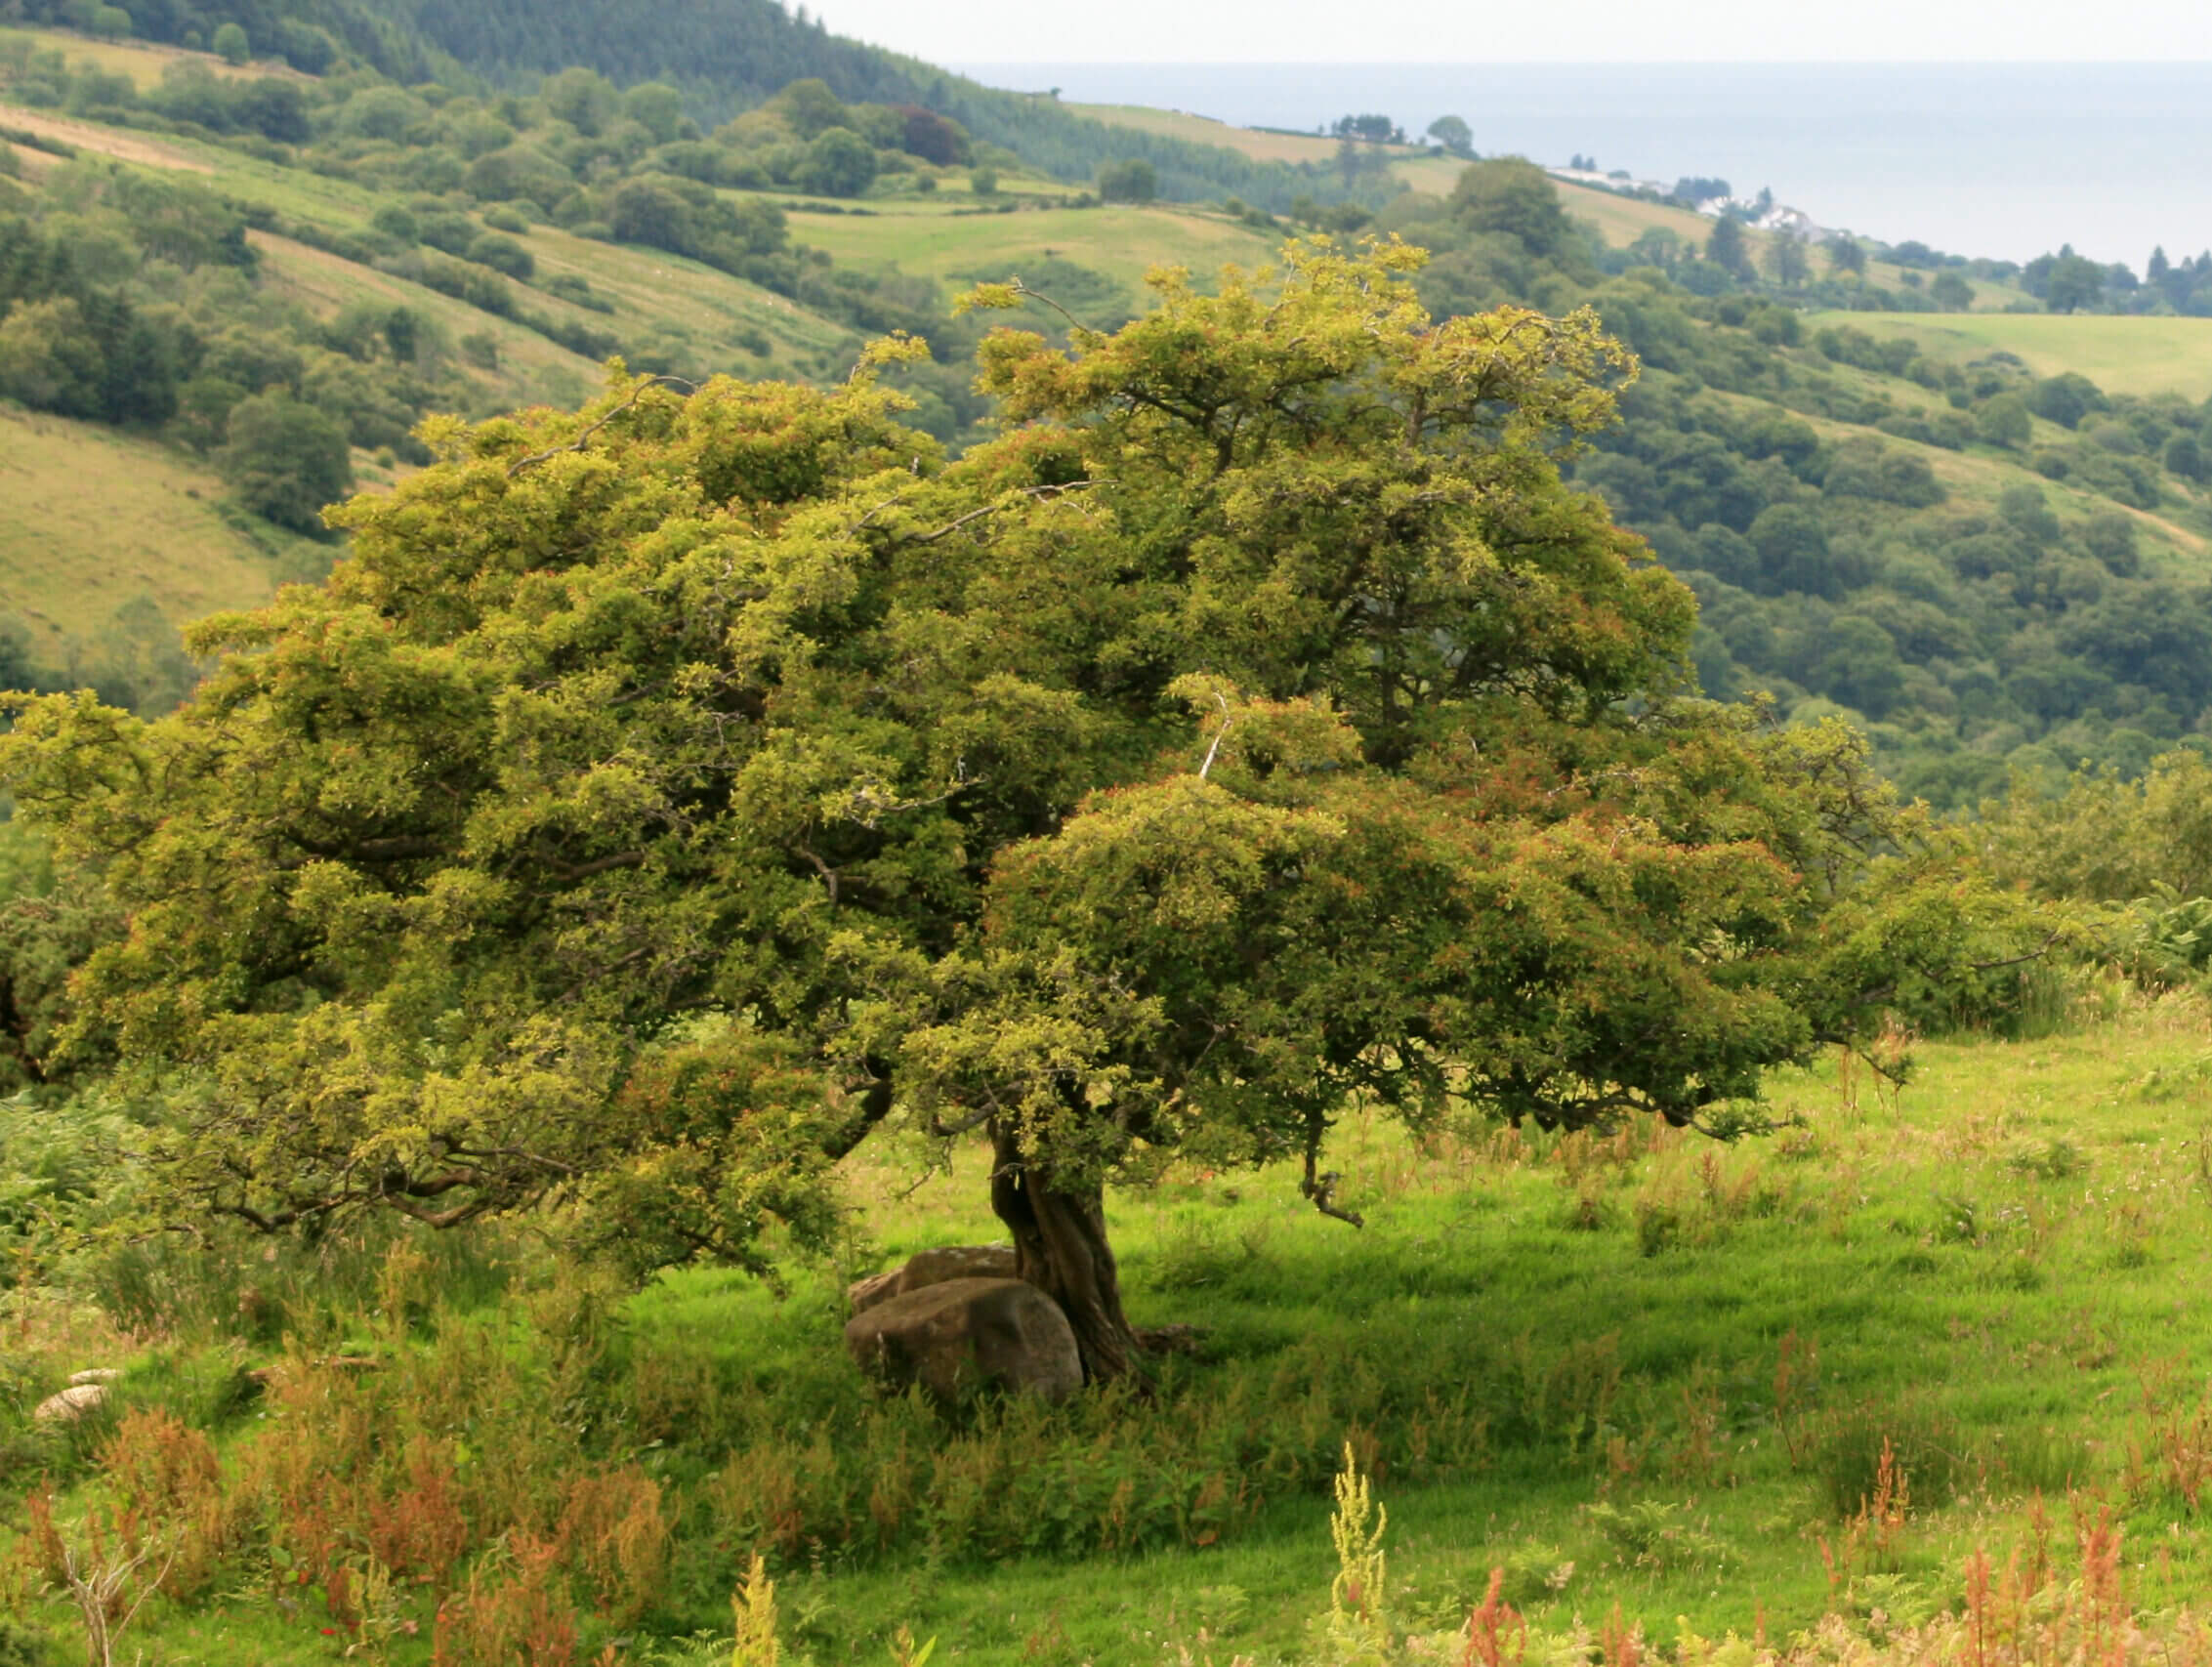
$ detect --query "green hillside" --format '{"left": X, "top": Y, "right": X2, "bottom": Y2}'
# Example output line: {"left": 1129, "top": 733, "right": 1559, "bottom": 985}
{"left": 4, "top": 0, "right": 1397, "bottom": 211}
{"left": 7, "top": 18, "right": 2212, "bottom": 804}
{"left": 783, "top": 197, "right": 1277, "bottom": 291}
{"left": 1808, "top": 309, "right": 2212, "bottom": 399}
{"left": 1065, "top": 101, "right": 1358, "bottom": 164}
{"left": 0, "top": 403, "right": 299, "bottom": 635}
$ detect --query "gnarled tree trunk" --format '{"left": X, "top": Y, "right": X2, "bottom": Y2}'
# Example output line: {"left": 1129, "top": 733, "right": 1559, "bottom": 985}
{"left": 988, "top": 1123, "right": 1141, "bottom": 1384}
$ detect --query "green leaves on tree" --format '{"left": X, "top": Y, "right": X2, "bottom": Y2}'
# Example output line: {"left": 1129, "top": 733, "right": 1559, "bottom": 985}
{"left": 0, "top": 242, "right": 2030, "bottom": 1381}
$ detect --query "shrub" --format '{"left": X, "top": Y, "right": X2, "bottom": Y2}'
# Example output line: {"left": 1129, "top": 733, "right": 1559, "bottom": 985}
{"left": 794, "top": 126, "right": 875, "bottom": 197}
{"left": 1097, "top": 157, "right": 1157, "bottom": 203}
{"left": 371, "top": 203, "right": 421, "bottom": 246}
{"left": 1976, "top": 393, "right": 2031, "bottom": 448}
{"left": 2028, "top": 371, "right": 2109, "bottom": 430}
{"left": 217, "top": 392, "right": 352, "bottom": 533}
{"left": 466, "top": 230, "right": 534, "bottom": 279}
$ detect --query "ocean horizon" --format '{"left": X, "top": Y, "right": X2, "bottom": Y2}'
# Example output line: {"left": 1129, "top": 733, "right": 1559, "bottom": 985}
{"left": 950, "top": 62, "right": 2212, "bottom": 270}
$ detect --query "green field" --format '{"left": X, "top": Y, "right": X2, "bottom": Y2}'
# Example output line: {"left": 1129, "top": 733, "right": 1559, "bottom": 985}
{"left": 0, "top": 402, "right": 314, "bottom": 643}
{"left": 1807, "top": 310, "right": 2212, "bottom": 399}
{"left": 1067, "top": 101, "right": 1358, "bottom": 166}
{"left": 1067, "top": 100, "right": 1451, "bottom": 174}
{"left": 0, "top": 23, "right": 305, "bottom": 89}
{"left": 13, "top": 994, "right": 2212, "bottom": 1663}
{"left": 0, "top": 103, "right": 213, "bottom": 173}
{"left": 784, "top": 199, "right": 1279, "bottom": 292}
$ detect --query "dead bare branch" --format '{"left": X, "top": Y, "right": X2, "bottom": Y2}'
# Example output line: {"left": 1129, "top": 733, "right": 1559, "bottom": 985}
{"left": 506, "top": 375, "right": 699, "bottom": 478}
{"left": 903, "top": 480, "right": 1097, "bottom": 546}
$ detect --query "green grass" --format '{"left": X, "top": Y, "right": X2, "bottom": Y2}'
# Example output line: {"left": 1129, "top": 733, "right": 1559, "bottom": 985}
{"left": 783, "top": 199, "right": 1279, "bottom": 294}
{"left": 531, "top": 222, "right": 856, "bottom": 370}
{"left": 1807, "top": 311, "right": 2212, "bottom": 399}
{"left": 0, "top": 100, "right": 214, "bottom": 173}
{"left": 17, "top": 991, "right": 2212, "bottom": 1663}
{"left": 0, "top": 401, "right": 315, "bottom": 643}
{"left": 0, "top": 23, "right": 305, "bottom": 89}
{"left": 737, "top": 998, "right": 2212, "bottom": 1659}
{"left": 1067, "top": 103, "right": 1421, "bottom": 170}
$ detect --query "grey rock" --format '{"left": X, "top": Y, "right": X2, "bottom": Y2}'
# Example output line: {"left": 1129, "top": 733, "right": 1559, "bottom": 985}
{"left": 67, "top": 1368, "right": 120, "bottom": 1386}
{"left": 846, "top": 1243, "right": 1018, "bottom": 1315}
{"left": 844, "top": 1275, "right": 1081, "bottom": 1403}
{"left": 33, "top": 1383, "right": 108, "bottom": 1421}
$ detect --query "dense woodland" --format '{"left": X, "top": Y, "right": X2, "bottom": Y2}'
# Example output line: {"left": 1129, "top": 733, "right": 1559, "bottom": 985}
{"left": 1396, "top": 180, "right": 2212, "bottom": 803}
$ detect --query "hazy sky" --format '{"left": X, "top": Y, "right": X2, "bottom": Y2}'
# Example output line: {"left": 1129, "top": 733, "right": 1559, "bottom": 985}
{"left": 810, "top": 0, "right": 2212, "bottom": 63}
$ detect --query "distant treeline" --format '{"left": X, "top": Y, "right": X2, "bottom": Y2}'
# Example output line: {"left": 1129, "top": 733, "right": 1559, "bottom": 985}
{"left": 8, "top": 0, "right": 1396, "bottom": 210}
{"left": 9, "top": 0, "right": 455, "bottom": 79}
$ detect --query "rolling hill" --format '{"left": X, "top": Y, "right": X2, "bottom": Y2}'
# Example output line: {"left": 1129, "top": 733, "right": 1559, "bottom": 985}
{"left": 1805, "top": 309, "right": 2212, "bottom": 399}
{"left": 5, "top": 17, "right": 2212, "bottom": 803}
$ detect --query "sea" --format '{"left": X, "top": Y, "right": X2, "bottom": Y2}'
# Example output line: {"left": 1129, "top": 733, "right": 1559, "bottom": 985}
{"left": 949, "top": 62, "right": 2212, "bottom": 271}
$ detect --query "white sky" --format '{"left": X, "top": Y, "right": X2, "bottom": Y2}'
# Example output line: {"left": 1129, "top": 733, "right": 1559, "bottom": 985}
{"left": 809, "top": 0, "right": 2212, "bottom": 63}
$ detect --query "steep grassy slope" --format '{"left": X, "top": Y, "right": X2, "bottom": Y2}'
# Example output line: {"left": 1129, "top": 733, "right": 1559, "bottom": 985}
{"left": 783, "top": 197, "right": 1277, "bottom": 291}
{"left": 0, "top": 28, "right": 888, "bottom": 668}
{"left": 0, "top": 23, "right": 305, "bottom": 87}
{"left": 1068, "top": 101, "right": 1423, "bottom": 167}
{"left": 1811, "top": 310, "right": 2212, "bottom": 398}
{"left": 0, "top": 403, "right": 320, "bottom": 638}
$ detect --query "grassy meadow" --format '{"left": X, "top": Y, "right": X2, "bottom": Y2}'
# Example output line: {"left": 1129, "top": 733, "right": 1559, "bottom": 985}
{"left": 1065, "top": 104, "right": 1360, "bottom": 167}
{"left": 782, "top": 199, "right": 1277, "bottom": 293}
{"left": 1806, "top": 312, "right": 2212, "bottom": 400}
{"left": 0, "top": 403, "right": 323, "bottom": 639}
{"left": 0, "top": 23, "right": 302, "bottom": 90}
{"left": 10, "top": 985, "right": 2212, "bottom": 1663}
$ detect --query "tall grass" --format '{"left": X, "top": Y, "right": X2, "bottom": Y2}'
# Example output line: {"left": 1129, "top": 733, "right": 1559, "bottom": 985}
{"left": 4, "top": 989, "right": 2212, "bottom": 1660}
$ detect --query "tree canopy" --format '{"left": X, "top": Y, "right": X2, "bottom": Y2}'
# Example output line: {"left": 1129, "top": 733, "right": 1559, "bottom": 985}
{"left": 0, "top": 242, "right": 2015, "bottom": 1382}
{"left": 1448, "top": 158, "right": 1578, "bottom": 263}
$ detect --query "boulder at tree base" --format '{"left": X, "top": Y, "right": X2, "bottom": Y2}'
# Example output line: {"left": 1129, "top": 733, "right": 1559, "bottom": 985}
{"left": 844, "top": 1275, "right": 1082, "bottom": 1403}
{"left": 847, "top": 1243, "right": 1018, "bottom": 1314}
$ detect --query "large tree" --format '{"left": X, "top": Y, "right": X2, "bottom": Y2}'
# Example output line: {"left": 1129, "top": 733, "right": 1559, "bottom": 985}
{"left": 2044, "top": 254, "right": 2105, "bottom": 315}
{"left": 1705, "top": 216, "right": 1753, "bottom": 281}
{"left": 0, "top": 243, "right": 2009, "bottom": 1382}
{"left": 1449, "top": 159, "right": 1578, "bottom": 263}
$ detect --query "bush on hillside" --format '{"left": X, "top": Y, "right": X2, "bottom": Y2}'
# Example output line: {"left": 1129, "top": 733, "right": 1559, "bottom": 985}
{"left": 217, "top": 392, "right": 353, "bottom": 533}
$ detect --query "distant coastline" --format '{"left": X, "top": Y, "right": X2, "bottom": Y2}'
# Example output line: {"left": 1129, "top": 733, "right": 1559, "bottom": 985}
{"left": 951, "top": 62, "right": 2212, "bottom": 268}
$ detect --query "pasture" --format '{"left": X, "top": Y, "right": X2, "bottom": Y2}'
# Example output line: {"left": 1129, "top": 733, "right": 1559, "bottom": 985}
{"left": 1066, "top": 102, "right": 1359, "bottom": 166}
{"left": 782, "top": 199, "right": 1279, "bottom": 292}
{"left": 1807, "top": 311, "right": 2212, "bottom": 400}
{"left": 0, "top": 402, "right": 315, "bottom": 642}
{"left": 11, "top": 985, "right": 2212, "bottom": 1663}
{"left": 0, "top": 24, "right": 305, "bottom": 90}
